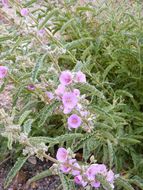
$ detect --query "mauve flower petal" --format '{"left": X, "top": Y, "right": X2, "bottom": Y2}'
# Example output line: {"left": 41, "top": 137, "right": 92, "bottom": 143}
{"left": 106, "top": 170, "right": 114, "bottom": 183}
{"left": 74, "top": 175, "right": 87, "bottom": 187}
{"left": 73, "top": 89, "right": 80, "bottom": 96}
{"left": 38, "top": 29, "right": 45, "bottom": 37}
{"left": 59, "top": 71, "right": 72, "bottom": 86}
{"left": 45, "top": 91, "right": 54, "bottom": 100}
{"left": 72, "top": 162, "right": 81, "bottom": 176}
{"left": 2, "top": 0, "right": 9, "bottom": 7}
{"left": 56, "top": 148, "right": 68, "bottom": 162}
{"left": 63, "top": 107, "right": 72, "bottom": 114}
{"left": 0, "top": 66, "right": 8, "bottom": 79}
{"left": 20, "top": 8, "right": 29, "bottom": 16}
{"left": 75, "top": 71, "right": 86, "bottom": 83}
{"left": 68, "top": 114, "right": 81, "bottom": 129}
{"left": 91, "top": 181, "right": 101, "bottom": 188}
{"left": 55, "top": 84, "right": 65, "bottom": 96}
{"left": 86, "top": 164, "right": 99, "bottom": 180}
{"left": 62, "top": 92, "right": 78, "bottom": 109}
{"left": 60, "top": 164, "right": 71, "bottom": 173}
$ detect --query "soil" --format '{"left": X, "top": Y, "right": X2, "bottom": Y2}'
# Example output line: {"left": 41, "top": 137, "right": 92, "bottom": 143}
{"left": 0, "top": 158, "right": 61, "bottom": 190}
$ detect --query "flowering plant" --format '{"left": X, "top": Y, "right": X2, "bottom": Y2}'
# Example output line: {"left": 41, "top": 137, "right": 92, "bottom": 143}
{"left": 0, "top": 0, "right": 143, "bottom": 189}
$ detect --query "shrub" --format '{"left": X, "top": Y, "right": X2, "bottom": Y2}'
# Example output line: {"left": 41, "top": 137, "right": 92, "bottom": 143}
{"left": 0, "top": 0, "right": 143, "bottom": 189}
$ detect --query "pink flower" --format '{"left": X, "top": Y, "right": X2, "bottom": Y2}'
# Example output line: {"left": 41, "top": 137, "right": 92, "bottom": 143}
{"left": 62, "top": 92, "right": 78, "bottom": 109}
{"left": 60, "top": 164, "right": 71, "bottom": 173}
{"left": 60, "top": 159, "right": 76, "bottom": 173}
{"left": 68, "top": 114, "right": 82, "bottom": 129}
{"left": 96, "top": 164, "right": 107, "bottom": 175}
{"left": 75, "top": 71, "right": 86, "bottom": 83}
{"left": 2, "top": 0, "right": 9, "bottom": 7}
{"left": 20, "top": 8, "right": 29, "bottom": 17}
{"left": 72, "top": 162, "right": 81, "bottom": 176}
{"left": 0, "top": 66, "right": 8, "bottom": 79}
{"left": 59, "top": 71, "right": 73, "bottom": 86}
{"left": 63, "top": 107, "right": 72, "bottom": 114}
{"left": 86, "top": 164, "right": 99, "bottom": 180}
{"left": 91, "top": 181, "right": 101, "bottom": 188}
{"left": 73, "top": 89, "right": 80, "bottom": 96}
{"left": 56, "top": 148, "right": 68, "bottom": 162}
{"left": 37, "top": 29, "right": 45, "bottom": 37}
{"left": 45, "top": 91, "right": 54, "bottom": 100}
{"left": 27, "top": 84, "right": 35, "bottom": 91}
{"left": 106, "top": 170, "right": 114, "bottom": 183}
{"left": 55, "top": 84, "right": 65, "bottom": 96}
{"left": 74, "top": 175, "right": 87, "bottom": 187}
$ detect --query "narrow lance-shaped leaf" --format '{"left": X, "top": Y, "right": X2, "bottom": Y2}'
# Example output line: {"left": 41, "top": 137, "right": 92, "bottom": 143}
{"left": 27, "top": 169, "right": 52, "bottom": 185}
{"left": 18, "top": 110, "right": 32, "bottom": 125}
{"left": 38, "top": 101, "right": 59, "bottom": 127}
{"left": 23, "top": 119, "right": 33, "bottom": 135}
{"left": 32, "top": 53, "right": 47, "bottom": 82}
{"left": 4, "top": 156, "right": 28, "bottom": 189}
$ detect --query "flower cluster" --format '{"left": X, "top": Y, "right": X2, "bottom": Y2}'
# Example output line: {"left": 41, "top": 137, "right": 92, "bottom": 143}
{"left": 27, "top": 70, "right": 96, "bottom": 132}
{"left": 56, "top": 147, "right": 115, "bottom": 189}
{"left": 54, "top": 70, "right": 95, "bottom": 132}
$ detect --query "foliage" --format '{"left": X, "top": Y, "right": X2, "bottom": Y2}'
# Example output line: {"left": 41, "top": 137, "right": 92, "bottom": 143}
{"left": 0, "top": 0, "right": 143, "bottom": 189}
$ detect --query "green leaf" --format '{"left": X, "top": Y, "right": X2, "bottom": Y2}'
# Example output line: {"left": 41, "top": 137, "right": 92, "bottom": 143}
{"left": 4, "top": 156, "right": 28, "bottom": 189}
{"left": 23, "top": 119, "right": 33, "bottom": 135}
{"left": 38, "top": 8, "right": 59, "bottom": 30}
{"left": 107, "top": 140, "right": 114, "bottom": 169}
{"left": 119, "top": 137, "right": 141, "bottom": 145}
{"left": 32, "top": 54, "right": 47, "bottom": 82}
{"left": 7, "top": 133, "right": 13, "bottom": 150}
{"left": 116, "top": 177, "right": 135, "bottom": 190}
{"left": 59, "top": 173, "right": 71, "bottom": 190}
{"left": 65, "top": 37, "right": 93, "bottom": 50}
{"left": 103, "top": 62, "right": 117, "bottom": 81}
{"left": 38, "top": 101, "right": 59, "bottom": 127}
{"left": 27, "top": 169, "right": 52, "bottom": 184}
{"left": 18, "top": 110, "right": 32, "bottom": 125}
{"left": 77, "top": 83, "right": 105, "bottom": 99}
{"left": 96, "top": 174, "right": 112, "bottom": 190}
{"left": 29, "top": 133, "right": 83, "bottom": 145}
{"left": 129, "top": 176, "right": 143, "bottom": 190}
{"left": 60, "top": 18, "right": 75, "bottom": 33}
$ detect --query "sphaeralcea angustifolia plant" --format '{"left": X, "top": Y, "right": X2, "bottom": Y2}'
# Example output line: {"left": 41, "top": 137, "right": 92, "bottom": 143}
{"left": 1, "top": 0, "right": 143, "bottom": 189}
{"left": 0, "top": 65, "right": 115, "bottom": 189}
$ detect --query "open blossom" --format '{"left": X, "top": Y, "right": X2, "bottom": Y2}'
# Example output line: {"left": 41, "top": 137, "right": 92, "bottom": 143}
{"left": 60, "top": 159, "right": 77, "bottom": 173}
{"left": 62, "top": 92, "right": 78, "bottom": 109}
{"left": 2, "top": 0, "right": 9, "bottom": 7}
{"left": 59, "top": 71, "right": 73, "bottom": 86}
{"left": 20, "top": 8, "right": 29, "bottom": 16}
{"left": 86, "top": 164, "right": 99, "bottom": 180}
{"left": 56, "top": 148, "right": 115, "bottom": 189}
{"left": 75, "top": 71, "right": 86, "bottom": 83}
{"left": 74, "top": 175, "right": 87, "bottom": 187}
{"left": 0, "top": 66, "right": 8, "bottom": 79}
{"left": 56, "top": 148, "right": 68, "bottom": 162}
{"left": 68, "top": 114, "right": 82, "bottom": 129}
{"left": 86, "top": 164, "right": 107, "bottom": 180}
{"left": 55, "top": 84, "right": 65, "bottom": 96}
